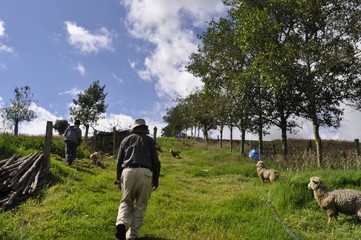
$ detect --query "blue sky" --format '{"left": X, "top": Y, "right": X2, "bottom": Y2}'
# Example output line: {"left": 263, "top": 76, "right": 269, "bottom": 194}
{"left": 1, "top": 0, "right": 361, "bottom": 141}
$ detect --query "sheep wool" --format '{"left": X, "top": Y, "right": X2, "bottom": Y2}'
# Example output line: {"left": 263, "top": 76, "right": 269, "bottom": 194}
{"left": 256, "top": 161, "right": 280, "bottom": 183}
{"left": 308, "top": 176, "right": 361, "bottom": 223}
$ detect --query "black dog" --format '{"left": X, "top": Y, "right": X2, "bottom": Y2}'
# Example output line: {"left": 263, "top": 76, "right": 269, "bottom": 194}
{"left": 170, "top": 149, "right": 180, "bottom": 158}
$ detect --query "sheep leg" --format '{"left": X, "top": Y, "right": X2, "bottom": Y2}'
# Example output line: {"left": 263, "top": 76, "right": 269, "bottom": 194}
{"left": 357, "top": 209, "right": 361, "bottom": 219}
{"left": 327, "top": 209, "right": 338, "bottom": 223}
{"left": 260, "top": 176, "right": 264, "bottom": 183}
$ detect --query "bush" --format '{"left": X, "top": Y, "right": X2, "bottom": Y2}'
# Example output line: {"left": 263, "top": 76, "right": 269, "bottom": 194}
{"left": 0, "top": 135, "right": 17, "bottom": 159}
{"left": 0, "top": 134, "right": 90, "bottom": 159}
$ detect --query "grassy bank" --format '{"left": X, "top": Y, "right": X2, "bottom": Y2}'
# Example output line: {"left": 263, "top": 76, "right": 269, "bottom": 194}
{"left": 1, "top": 137, "right": 361, "bottom": 239}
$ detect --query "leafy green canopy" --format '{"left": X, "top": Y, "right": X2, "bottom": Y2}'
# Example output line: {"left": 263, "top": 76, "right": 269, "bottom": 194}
{"left": 69, "top": 80, "right": 107, "bottom": 138}
{"left": 1, "top": 86, "right": 37, "bottom": 135}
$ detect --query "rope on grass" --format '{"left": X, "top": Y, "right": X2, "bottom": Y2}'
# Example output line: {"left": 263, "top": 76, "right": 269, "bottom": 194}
{"left": 267, "top": 191, "right": 301, "bottom": 240}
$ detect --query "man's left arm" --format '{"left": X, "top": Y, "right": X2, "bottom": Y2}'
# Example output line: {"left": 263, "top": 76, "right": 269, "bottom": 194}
{"left": 150, "top": 140, "right": 161, "bottom": 190}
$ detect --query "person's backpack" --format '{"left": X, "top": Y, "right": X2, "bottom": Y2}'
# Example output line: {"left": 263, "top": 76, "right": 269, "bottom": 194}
{"left": 64, "top": 126, "right": 80, "bottom": 144}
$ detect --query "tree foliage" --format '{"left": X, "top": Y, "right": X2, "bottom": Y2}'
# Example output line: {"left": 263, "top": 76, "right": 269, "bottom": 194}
{"left": 1, "top": 86, "right": 37, "bottom": 135}
{"left": 69, "top": 80, "right": 108, "bottom": 139}
{"left": 166, "top": 0, "right": 361, "bottom": 167}
{"left": 53, "top": 119, "right": 69, "bottom": 135}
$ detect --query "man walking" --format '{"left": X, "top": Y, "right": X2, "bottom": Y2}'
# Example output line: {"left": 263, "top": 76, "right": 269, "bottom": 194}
{"left": 115, "top": 119, "right": 161, "bottom": 240}
{"left": 64, "top": 119, "right": 82, "bottom": 166}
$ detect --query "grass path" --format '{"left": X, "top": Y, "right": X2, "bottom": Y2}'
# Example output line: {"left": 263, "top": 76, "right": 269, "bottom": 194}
{"left": 1, "top": 138, "right": 361, "bottom": 239}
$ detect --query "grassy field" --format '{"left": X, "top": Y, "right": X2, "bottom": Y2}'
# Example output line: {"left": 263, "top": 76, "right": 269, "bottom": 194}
{"left": 1, "top": 137, "right": 361, "bottom": 239}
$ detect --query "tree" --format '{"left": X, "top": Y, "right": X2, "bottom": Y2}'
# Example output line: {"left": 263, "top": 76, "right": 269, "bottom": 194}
{"left": 229, "top": 0, "right": 302, "bottom": 160}
{"left": 288, "top": 0, "right": 360, "bottom": 167}
{"left": 53, "top": 119, "right": 69, "bottom": 135}
{"left": 187, "top": 17, "right": 252, "bottom": 150}
{"left": 186, "top": 90, "right": 218, "bottom": 142}
{"left": 1, "top": 86, "right": 37, "bottom": 135}
{"left": 69, "top": 80, "right": 108, "bottom": 139}
{"left": 228, "top": 0, "right": 361, "bottom": 166}
{"left": 162, "top": 103, "right": 189, "bottom": 137}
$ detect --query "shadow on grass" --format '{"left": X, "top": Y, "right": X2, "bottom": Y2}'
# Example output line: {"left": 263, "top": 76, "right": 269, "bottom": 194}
{"left": 139, "top": 237, "right": 169, "bottom": 240}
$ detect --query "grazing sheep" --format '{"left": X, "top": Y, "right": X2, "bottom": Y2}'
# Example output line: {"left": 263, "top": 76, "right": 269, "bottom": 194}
{"left": 308, "top": 176, "right": 361, "bottom": 223}
{"left": 170, "top": 149, "right": 180, "bottom": 158}
{"left": 256, "top": 161, "right": 280, "bottom": 183}
{"left": 89, "top": 151, "right": 105, "bottom": 168}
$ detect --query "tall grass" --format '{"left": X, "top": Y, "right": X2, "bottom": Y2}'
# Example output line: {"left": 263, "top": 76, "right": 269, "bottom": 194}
{"left": 0, "top": 136, "right": 361, "bottom": 239}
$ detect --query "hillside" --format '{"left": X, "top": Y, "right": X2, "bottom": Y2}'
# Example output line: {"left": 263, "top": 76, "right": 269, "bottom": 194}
{"left": 1, "top": 137, "right": 361, "bottom": 240}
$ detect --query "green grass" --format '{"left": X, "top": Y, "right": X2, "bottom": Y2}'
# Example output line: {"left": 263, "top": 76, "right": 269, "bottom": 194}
{"left": 1, "top": 137, "right": 361, "bottom": 239}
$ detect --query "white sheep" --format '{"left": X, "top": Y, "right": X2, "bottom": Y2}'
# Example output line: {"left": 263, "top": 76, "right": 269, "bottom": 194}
{"left": 308, "top": 176, "right": 361, "bottom": 223}
{"left": 256, "top": 160, "right": 280, "bottom": 183}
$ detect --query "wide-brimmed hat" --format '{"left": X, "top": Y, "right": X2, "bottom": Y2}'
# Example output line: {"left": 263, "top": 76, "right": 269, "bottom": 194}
{"left": 130, "top": 118, "right": 147, "bottom": 130}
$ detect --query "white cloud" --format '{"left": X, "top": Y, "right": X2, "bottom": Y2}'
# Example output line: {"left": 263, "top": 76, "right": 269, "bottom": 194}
{"left": 58, "top": 88, "right": 81, "bottom": 96}
{"left": 16, "top": 103, "right": 60, "bottom": 135}
{"left": 112, "top": 73, "right": 123, "bottom": 83}
{"left": 74, "top": 62, "right": 86, "bottom": 75}
{"left": 0, "top": 43, "right": 13, "bottom": 53}
{"left": 3, "top": 99, "right": 360, "bottom": 141}
{"left": 95, "top": 113, "right": 134, "bottom": 132}
{"left": 0, "top": 20, "right": 5, "bottom": 37}
{"left": 128, "top": 60, "right": 136, "bottom": 69}
{"left": 207, "top": 105, "right": 361, "bottom": 142}
{"left": 64, "top": 21, "right": 115, "bottom": 55}
{"left": 0, "top": 25, "right": 13, "bottom": 53}
{"left": 0, "top": 19, "right": 14, "bottom": 54}
{"left": 334, "top": 106, "right": 361, "bottom": 141}
{"left": 122, "top": 0, "right": 227, "bottom": 98}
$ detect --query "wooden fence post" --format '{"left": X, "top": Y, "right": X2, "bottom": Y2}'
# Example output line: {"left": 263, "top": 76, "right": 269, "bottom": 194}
{"left": 113, "top": 127, "right": 117, "bottom": 157}
{"left": 91, "top": 130, "right": 97, "bottom": 153}
{"left": 43, "top": 121, "right": 53, "bottom": 170}
{"left": 354, "top": 139, "right": 360, "bottom": 157}
{"left": 153, "top": 127, "right": 157, "bottom": 142}
{"left": 307, "top": 139, "right": 312, "bottom": 152}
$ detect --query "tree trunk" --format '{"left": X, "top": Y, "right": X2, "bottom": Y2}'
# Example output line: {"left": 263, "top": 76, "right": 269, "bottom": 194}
{"left": 258, "top": 121, "right": 263, "bottom": 156}
{"left": 84, "top": 124, "right": 89, "bottom": 142}
{"left": 240, "top": 128, "right": 246, "bottom": 155}
{"left": 14, "top": 120, "right": 19, "bottom": 136}
{"left": 313, "top": 122, "right": 323, "bottom": 167}
{"left": 281, "top": 125, "right": 288, "bottom": 161}
{"left": 230, "top": 125, "right": 233, "bottom": 152}
{"left": 219, "top": 126, "right": 223, "bottom": 148}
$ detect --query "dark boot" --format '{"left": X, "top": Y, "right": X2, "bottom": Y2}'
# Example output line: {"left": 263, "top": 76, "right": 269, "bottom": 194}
{"left": 115, "top": 224, "right": 126, "bottom": 240}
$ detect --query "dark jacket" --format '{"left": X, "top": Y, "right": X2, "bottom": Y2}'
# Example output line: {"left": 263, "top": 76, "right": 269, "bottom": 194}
{"left": 64, "top": 125, "right": 82, "bottom": 145}
{"left": 116, "top": 128, "right": 161, "bottom": 188}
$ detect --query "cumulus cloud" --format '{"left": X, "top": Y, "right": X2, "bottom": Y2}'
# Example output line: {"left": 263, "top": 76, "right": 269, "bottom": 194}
{"left": 64, "top": 21, "right": 115, "bottom": 55}
{"left": 0, "top": 43, "right": 13, "bottom": 53}
{"left": 58, "top": 88, "right": 81, "bottom": 97}
{"left": 121, "top": 0, "right": 227, "bottom": 98}
{"left": 15, "top": 103, "right": 59, "bottom": 135}
{"left": 95, "top": 114, "right": 134, "bottom": 132}
{"left": 74, "top": 62, "right": 86, "bottom": 75}
{"left": 0, "top": 19, "right": 14, "bottom": 53}
{"left": 0, "top": 20, "right": 5, "bottom": 37}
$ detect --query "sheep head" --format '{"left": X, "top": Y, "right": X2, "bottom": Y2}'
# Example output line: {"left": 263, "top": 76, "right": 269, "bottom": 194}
{"left": 256, "top": 161, "right": 264, "bottom": 168}
{"left": 308, "top": 176, "right": 325, "bottom": 191}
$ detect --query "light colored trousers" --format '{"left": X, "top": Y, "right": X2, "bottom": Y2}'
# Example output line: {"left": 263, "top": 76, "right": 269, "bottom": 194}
{"left": 116, "top": 168, "right": 153, "bottom": 239}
